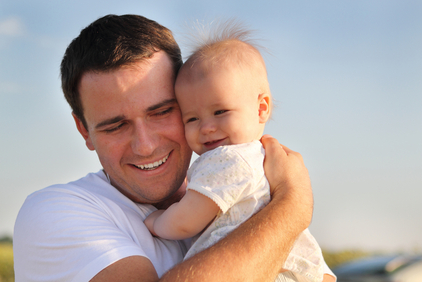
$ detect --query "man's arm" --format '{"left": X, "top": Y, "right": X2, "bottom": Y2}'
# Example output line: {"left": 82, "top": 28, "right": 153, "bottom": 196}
{"left": 160, "top": 137, "right": 313, "bottom": 281}
{"left": 91, "top": 135, "right": 313, "bottom": 281}
{"left": 91, "top": 256, "right": 159, "bottom": 282}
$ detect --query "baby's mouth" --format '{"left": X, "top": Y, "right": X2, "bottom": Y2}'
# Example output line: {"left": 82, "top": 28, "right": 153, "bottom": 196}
{"left": 204, "top": 138, "right": 226, "bottom": 146}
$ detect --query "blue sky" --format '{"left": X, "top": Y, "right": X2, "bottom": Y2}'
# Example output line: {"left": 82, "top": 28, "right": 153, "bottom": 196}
{"left": 1, "top": 0, "right": 421, "bottom": 253}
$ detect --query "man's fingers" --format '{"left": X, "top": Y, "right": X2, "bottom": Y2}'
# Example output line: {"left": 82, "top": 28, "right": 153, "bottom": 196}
{"left": 261, "top": 134, "right": 278, "bottom": 148}
{"left": 261, "top": 135, "right": 303, "bottom": 161}
{"left": 280, "top": 144, "right": 291, "bottom": 154}
{"left": 261, "top": 134, "right": 287, "bottom": 157}
{"left": 280, "top": 144, "right": 304, "bottom": 162}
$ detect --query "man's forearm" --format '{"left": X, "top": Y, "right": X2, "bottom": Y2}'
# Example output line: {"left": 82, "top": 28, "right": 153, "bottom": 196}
{"left": 160, "top": 190, "right": 307, "bottom": 281}
{"left": 94, "top": 193, "right": 307, "bottom": 282}
{"left": 160, "top": 138, "right": 313, "bottom": 281}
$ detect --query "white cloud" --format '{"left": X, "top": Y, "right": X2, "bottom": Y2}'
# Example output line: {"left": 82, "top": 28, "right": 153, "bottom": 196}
{"left": 0, "top": 81, "right": 24, "bottom": 94}
{"left": 0, "top": 16, "right": 25, "bottom": 37}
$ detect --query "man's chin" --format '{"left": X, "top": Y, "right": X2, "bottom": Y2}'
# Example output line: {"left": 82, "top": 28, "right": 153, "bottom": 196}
{"left": 152, "top": 187, "right": 186, "bottom": 209}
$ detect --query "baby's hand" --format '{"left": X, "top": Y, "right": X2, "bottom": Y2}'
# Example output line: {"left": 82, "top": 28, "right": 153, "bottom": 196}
{"left": 144, "top": 210, "right": 165, "bottom": 237}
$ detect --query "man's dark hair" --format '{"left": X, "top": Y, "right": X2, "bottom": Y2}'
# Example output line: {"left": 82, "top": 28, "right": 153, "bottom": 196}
{"left": 61, "top": 14, "right": 183, "bottom": 129}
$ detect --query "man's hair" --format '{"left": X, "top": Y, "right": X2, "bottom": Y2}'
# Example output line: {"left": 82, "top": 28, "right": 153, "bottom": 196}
{"left": 61, "top": 14, "right": 183, "bottom": 129}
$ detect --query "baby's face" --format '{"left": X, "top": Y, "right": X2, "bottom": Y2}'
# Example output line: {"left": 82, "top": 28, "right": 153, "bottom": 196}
{"left": 175, "top": 65, "right": 264, "bottom": 155}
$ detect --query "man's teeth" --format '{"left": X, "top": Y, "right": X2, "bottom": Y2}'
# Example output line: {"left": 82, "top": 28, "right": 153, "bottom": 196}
{"left": 136, "top": 154, "right": 169, "bottom": 170}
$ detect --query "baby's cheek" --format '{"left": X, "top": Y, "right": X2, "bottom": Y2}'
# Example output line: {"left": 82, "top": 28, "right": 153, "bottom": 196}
{"left": 184, "top": 129, "right": 199, "bottom": 152}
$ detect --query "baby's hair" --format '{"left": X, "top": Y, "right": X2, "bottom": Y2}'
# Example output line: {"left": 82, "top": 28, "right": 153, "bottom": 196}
{"left": 180, "top": 18, "right": 273, "bottom": 116}
{"left": 183, "top": 19, "right": 261, "bottom": 54}
{"left": 182, "top": 18, "right": 266, "bottom": 71}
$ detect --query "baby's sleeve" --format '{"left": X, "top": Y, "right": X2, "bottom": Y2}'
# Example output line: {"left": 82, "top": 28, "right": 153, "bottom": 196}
{"left": 187, "top": 147, "right": 254, "bottom": 213}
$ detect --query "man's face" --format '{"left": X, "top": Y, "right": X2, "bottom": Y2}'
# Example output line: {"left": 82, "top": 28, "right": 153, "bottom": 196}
{"left": 75, "top": 51, "right": 192, "bottom": 204}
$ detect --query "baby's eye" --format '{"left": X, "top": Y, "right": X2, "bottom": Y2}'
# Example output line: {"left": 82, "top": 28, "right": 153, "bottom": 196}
{"left": 214, "top": 110, "right": 228, "bottom": 115}
{"left": 186, "top": 117, "right": 198, "bottom": 123}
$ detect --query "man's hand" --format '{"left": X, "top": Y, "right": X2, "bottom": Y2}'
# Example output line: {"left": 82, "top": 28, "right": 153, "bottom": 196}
{"left": 261, "top": 134, "right": 314, "bottom": 230}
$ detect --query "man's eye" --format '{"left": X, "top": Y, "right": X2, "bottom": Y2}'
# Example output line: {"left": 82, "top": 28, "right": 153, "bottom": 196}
{"left": 186, "top": 117, "right": 198, "bottom": 123}
{"left": 214, "top": 110, "right": 228, "bottom": 115}
{"left": 155, "top": 107, "right": 173, "bottom": 116}
{"left": 104, "top": 123, "right": 125, "bottom": 133}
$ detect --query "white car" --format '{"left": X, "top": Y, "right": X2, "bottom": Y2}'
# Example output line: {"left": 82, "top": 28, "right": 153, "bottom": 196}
{"left": 334, "top": 255, "right": 422, "bottom": 282}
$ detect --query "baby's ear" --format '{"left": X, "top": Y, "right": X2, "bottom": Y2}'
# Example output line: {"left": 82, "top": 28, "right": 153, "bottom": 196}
{"left": 258, "top": 93, "right": 271, "bottom": 123}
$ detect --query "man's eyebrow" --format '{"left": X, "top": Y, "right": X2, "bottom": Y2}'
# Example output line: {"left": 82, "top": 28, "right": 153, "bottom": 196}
{"left": 146, "top": 98, "right": 178, "bottom": 112}
{"left": 95, "top": 116, "right": 125, "bottom": 129}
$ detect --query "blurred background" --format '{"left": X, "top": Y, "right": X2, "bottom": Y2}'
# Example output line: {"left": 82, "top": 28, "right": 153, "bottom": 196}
{"left": 1, "top": 1, "right": 421, "bottom": 276}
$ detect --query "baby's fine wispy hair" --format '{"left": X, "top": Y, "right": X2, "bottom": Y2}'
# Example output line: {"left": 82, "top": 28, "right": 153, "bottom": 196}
{"left": 178, "top": 18, "right": 275, "bottom": 117}
{"left": 180, "top": 18, "right": 266, "bottom": 62}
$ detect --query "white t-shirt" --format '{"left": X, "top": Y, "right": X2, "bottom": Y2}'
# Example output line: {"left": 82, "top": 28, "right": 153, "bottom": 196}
{"left": 184, "top": 141, "right": 328, "bottom": 282}
{"left": 13, "top": 171, "right": 188, "bottom": 282}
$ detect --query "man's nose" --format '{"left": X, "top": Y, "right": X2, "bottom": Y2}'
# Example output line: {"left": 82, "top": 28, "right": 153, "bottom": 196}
{"left": 131, "top": 120, "right": 158, "bottom": 156}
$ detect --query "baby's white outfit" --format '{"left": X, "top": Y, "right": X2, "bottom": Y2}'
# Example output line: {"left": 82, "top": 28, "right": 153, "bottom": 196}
{"left": 184, "top": 141, "right": 328, "bottom": 282}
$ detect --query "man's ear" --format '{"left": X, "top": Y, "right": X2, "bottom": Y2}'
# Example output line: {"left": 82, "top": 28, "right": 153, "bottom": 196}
{"left": 72, "top": 113, "right": 95, "bottom": 151}
{"left": 258, "top": 93, "right": 271, "bottom": 123}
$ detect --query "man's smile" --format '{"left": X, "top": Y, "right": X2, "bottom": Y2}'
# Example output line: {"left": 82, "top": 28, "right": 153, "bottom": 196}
{"left": 134, "top": 153, "right": 170, "bottom": 170}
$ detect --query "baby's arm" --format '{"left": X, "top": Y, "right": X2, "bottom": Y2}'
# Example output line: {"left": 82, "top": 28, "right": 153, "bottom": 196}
{"left": 144, "top": 190, "right": 220, "bottom": 240}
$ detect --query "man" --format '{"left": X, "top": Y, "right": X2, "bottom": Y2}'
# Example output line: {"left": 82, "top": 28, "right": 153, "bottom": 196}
{"left": 14, "top": 14, "right": 323, "bottom": 281}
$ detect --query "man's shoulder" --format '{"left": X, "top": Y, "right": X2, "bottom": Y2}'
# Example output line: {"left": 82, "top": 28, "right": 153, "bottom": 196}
{"left": 16, "top": 170, "right": 114, "bottom": 223}
{"left": 14, "top": 169, "right": 155, "bottom": 242}
{"left": 29, "top": 170, "right": 106, "bottom": 197}
{"left": 18, "top": 170, "right": 153, "bottom": 221}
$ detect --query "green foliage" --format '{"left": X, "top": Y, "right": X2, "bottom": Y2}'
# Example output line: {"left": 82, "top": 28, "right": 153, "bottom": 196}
{"left": 0, "top": 243, "right": 14, "bottom": 282}
{"left": 0, "top": 237, "right": 12, "bottom": 244}
{"left": 322, "top": 249, "right": 370, "bottom": 269}
{"left": 0, "top": 243, "right": 407, "bottom": 282}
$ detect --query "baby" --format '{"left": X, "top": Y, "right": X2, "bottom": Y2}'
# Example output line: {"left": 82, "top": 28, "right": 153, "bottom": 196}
{"left": 145, "top": 22, "right": 333, "bottom": 282}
